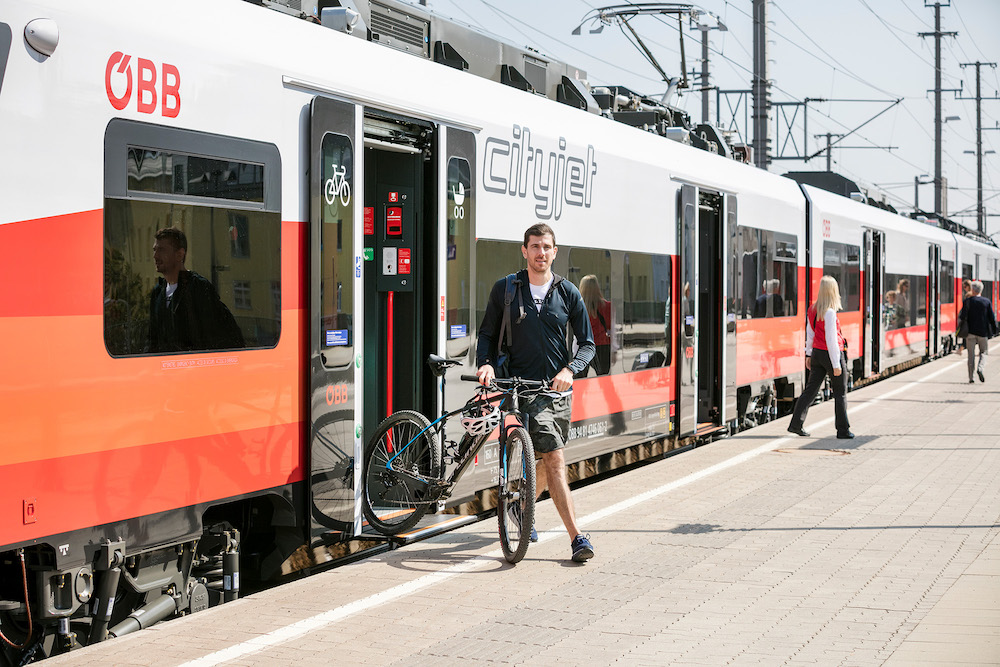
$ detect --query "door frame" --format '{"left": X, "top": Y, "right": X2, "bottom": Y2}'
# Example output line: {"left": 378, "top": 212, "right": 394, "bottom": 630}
{"left": 862, "top": 228, "right": 885, "bottom": 377}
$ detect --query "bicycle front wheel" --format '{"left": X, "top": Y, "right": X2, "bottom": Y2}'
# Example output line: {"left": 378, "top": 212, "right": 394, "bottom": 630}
{"left": 362, "top": 410, "right": 442, "bottom": 535}
{"left": 498, "top": 426, "right": 536, "bottom": 564}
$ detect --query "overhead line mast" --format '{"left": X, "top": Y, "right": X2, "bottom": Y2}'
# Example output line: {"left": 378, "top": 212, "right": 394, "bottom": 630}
{"left": 919, "top": 1, "right": 958, "bottom": 217}
{"left": 957, "top": 61, "right": 999, "bottom": 234}
{"left": 751, "top": 0, "right": 770, "bottom": 169}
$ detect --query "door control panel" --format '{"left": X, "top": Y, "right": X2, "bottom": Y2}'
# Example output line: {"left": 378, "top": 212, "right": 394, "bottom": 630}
{"left": 376, "top": 189, "right": 414, "bottom": 292}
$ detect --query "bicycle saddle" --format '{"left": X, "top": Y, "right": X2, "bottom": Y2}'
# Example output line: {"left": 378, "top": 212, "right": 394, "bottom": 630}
{"left": 426, "top": 353, "right": 461, "bottom": 377}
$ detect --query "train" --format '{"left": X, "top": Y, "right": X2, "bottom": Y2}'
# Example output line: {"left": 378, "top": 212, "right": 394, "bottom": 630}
{"left": 1, "top": 0, "right": 998, "bottom": 662}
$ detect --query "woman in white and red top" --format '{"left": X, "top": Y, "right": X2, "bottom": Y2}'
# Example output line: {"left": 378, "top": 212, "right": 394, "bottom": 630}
{"left": 787, "top": 275, "right": 854, "bottom": 439}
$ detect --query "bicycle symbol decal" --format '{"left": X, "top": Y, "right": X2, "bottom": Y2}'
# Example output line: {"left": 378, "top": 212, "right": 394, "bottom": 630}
{"left": 324, "top": 164, "right": 351, "bottom": 207}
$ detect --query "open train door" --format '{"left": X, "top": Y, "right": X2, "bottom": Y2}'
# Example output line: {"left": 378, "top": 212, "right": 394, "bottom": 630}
{"left": 360, "top": 109, "right": 437, "bottom": 433}
{"left": 862, "top": 228, "right": 886, "bottom": 377}
{"left": 928, "top": 244, "right": 941, "bottom": 356}
{"left": 677, "top": 184, "right": 725, "bottom": 438}
{"left": 309, "top": 96, "right": 363, "bottom": 541}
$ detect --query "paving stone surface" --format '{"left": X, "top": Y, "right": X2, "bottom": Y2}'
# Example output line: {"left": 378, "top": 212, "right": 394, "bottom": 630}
{"left": 48, "top": 348, "right": 1000, "bottom": 666}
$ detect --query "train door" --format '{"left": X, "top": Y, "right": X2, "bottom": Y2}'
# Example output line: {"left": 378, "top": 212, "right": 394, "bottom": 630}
{"left": 309, "top": 97, "right": 362, "bottom": 540}
{"left": 862, "top": 229, "right": 886, "bottom": 376}
{"left": 677, "top": 184, "right": 725, "bottom": 438}
{"left": 928, "top": 244, "right": 941, "bottom": 356}
{"left": 361, "top": 110, "right": 438, "bottom": 440}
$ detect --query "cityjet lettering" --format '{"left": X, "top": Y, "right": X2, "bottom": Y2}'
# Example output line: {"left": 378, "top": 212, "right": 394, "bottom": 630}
{"left": 105, "top": 52, "right": 181, "bottom": 118}
{"left": 483, "top": 126, "right": 597, "bottom": 220}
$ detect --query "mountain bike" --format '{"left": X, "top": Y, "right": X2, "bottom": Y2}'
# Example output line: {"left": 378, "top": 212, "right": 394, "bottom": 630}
{"left": 362, "top": 354, "right": 550, "bottom": 564}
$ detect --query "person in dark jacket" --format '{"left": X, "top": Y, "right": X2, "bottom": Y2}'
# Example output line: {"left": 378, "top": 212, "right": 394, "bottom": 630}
{"left": 958, "top": 280, "right": 998, "bottom": 383}
{"left": 147, "top": 227, "right": 245, "bottom": 353}
{"left": 476, "top": 223, "right": 596, "bottom": 563}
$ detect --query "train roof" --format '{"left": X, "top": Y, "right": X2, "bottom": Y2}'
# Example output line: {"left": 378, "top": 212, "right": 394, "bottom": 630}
{"left": 253, "top": 0, "right": 747, "bottom": 162}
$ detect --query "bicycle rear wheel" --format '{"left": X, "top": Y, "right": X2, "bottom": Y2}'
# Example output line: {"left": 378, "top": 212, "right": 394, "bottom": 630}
{"left": 498, "top": 426, "right": 535, "bottom": 564}
{"left": 362, "top": 410, "right": 442, "bottom": 535}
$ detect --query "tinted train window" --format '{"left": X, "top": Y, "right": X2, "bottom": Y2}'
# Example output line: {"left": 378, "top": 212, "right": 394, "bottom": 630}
{"left": 623, "top": 252, "right": 670, "bottom": 371}
{"left": 103, "top": 121, "right": 281, "bottom": 357}
{"left": 319, "top": 133, "right": 354, "bottom": 368}
{"left": 735, "top": 226, "right": 762, "bottom": 319}
{"left": 941, "top": 260, "right": 955, "bottom": 303}
{"left": 475, "top": 239, "right": 525, "bottom": 340}
{"left": 568, "top": 248, "right": 614, "bottom": 376}
{"left": 126, "top": 149, "right": 265, "bottom": 203}
{"left": 771, "top": 233, "right": 797, "bottom": 317}
{"left": 445, "top": 158, "right": 472, "bottom": 359}
{"left": 822, "top": 241, "right": 861, "bottom": 311}
{"left": 884, "top": 274, "right": 926, "bottom": 329}
{"left": 736, "top": 226, "right": 797, "bottom": 318}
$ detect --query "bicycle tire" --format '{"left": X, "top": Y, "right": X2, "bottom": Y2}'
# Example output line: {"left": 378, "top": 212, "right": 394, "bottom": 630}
{"left": 362, "top": 410, "right": 442, "bottom": 535}
{"left": 497, "top": 426, "right": 535, "bottom": 564}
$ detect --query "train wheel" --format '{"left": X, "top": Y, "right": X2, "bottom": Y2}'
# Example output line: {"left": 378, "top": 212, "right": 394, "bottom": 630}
{"left": 362, "top": 411, "right": 441, "bottom": 535}
{"left": 498, "top": 427, "right": 535, "bottom": 564}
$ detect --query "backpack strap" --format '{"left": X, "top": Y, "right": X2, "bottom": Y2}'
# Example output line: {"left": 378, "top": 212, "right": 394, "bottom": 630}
{"left": 496, "top": 272, "right": 524, "bottom": 352}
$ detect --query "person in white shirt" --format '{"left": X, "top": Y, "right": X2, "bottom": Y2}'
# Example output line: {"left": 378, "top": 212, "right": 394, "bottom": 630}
{"left": 787, "top": 275, "right": 854, "bottom": 439}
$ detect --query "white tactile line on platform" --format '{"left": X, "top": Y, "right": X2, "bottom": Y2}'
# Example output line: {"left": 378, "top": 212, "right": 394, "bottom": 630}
{"left": 181, "top": 349, "right": 986, "bottom": 667}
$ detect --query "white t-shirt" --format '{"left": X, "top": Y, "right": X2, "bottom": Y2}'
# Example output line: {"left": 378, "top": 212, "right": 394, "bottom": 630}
{"left": 529, "top": 279, "right": 552, "bottom": 312}
{"left": 165, "top": 281, "right": 178, "bottom": 304}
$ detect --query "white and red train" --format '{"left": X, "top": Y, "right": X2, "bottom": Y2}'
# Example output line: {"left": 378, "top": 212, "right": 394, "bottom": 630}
{"left": 1, "top": 0, "right": 997, "bottom": 661}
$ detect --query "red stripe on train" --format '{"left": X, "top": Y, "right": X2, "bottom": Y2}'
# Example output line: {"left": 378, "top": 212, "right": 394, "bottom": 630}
{"left": 0, "top": 422, "right": 304, "bottom": 547}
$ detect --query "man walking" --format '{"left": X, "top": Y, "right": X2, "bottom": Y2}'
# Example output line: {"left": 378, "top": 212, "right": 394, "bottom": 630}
{"left": 958, "top": 280, "right": 998, "bottom": 383}
{"left": 476, "top": 224, "right": 597, "bottom": 562}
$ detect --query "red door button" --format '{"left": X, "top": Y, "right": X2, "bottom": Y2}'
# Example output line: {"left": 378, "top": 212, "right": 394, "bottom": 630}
{"left": 386, "top": 207, "right": 402, "bottom": 236}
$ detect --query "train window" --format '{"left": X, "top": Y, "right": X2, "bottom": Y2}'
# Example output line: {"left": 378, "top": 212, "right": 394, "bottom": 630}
{"left": 822, "top": 241, "right": 861, "bottom": 311}
{"left": 735, "top": 226, "right": 795, "bottom": 317}
{"left": 103, "top": 121, "right": 281, "bottom": 357}
{"left": 567, "top": 248, "right": 615, "bottom": 376}
{"left": 962, "top": 263, "right": 974, "bottom": 282}
{"left": 126, "top": 149, "right": 265, "bottom": 203}
{"left": 884, "top": 274, "right": 925, "bottom": 329}
{"left": 445, "top": 158, "right": 472, "bottom": 359}
{"left": 771, "top": 232, "right": 798, "bottom": 317}
{"left": 941, "top": 260, "right": 955, "bottom": 303}
{"left": 320, "top": 133, "right": 355, "bottom": 368}
{"left": 475, "top": 239, "right": 525, "bottom": 341}
{"left": 736, "top": 226, "right": 762, "bottom": 319}
{"left": 623, "top": 253, "right": 670, "bottom": 372}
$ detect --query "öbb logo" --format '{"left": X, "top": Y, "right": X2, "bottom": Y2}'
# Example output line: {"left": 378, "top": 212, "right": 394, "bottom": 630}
{"left": 105, "top": 52, "right": 180, "bottom": 118}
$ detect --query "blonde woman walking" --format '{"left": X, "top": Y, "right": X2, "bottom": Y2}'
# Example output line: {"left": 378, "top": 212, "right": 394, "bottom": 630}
{"left": 787, "top": 275, "right": 854, "bottom": 439}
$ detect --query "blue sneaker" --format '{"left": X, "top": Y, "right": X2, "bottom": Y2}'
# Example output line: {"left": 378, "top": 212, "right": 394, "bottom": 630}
{"left": 530, "top": 526, "right": 538, "bottom": 542}
{"left": 571, "top": 534, "right": 594, "bottom": 562}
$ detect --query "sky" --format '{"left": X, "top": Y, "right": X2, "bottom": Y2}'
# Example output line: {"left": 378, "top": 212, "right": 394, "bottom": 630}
{"left": 412, "top": 0, "right": 1000, "bottom": 239}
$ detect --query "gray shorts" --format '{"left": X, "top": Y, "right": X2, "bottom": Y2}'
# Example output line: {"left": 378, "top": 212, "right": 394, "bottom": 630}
{"left": 522, "top": 393, "right": 572, "bottom": 456}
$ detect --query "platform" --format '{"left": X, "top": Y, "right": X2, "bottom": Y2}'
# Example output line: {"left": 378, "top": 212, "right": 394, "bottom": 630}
{"left": 50, "top": 345, "right": 1000, "bottom": 666}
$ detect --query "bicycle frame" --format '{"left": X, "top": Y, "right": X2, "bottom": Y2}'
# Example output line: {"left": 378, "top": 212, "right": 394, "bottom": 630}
{"left": 381, "top": 383, "right": 534, "bottom": 505}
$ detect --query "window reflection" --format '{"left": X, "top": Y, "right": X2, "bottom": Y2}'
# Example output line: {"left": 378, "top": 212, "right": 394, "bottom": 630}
{"left": 568, "top": 249, "right": 613, "bottom": 376}
{"left": 736, "top": 227, "right": 798, "bottom": 318}
{"left": 623, "top": 253, "right": 670, "bottom": 371}
{"left": 823, "top": 241, "right": 861, "bottom": 312}
{"left": 103, "top": 200, "right": 280, "bottom": 356}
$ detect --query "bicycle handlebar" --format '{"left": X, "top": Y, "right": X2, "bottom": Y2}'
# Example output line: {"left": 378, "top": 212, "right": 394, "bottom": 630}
{"left": 460, "top": 374, "right": 550, "bottom": 392}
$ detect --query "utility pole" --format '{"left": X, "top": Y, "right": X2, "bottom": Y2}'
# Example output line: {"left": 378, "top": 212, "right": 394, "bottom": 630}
{"left": 690, "top": 13, "right": 727, "bottom": 125}
{"left": 752, "top": 0, "right": 770, "bottom": 169}
{"left": 958, "top": 61, "right": 999, "bottom": 233}
{"left": 919, "top": 2, "right": 958, "bottom": 216}
{"left": 815, "top": 133, "right": 844, "bottom": 172}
